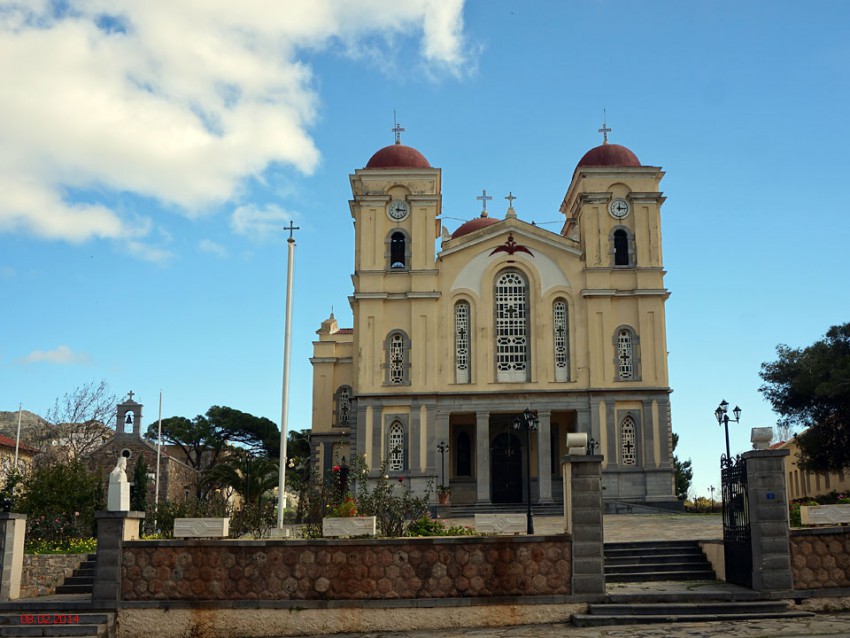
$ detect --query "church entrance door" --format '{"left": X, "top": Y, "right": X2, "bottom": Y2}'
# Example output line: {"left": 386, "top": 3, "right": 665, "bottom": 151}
{"left": 491, "top": 432, "right": 522, "bottom": 503}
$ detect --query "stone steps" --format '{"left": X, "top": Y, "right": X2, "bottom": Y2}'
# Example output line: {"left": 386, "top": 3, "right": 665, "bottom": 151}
{"left": 0, "top": 613, "right": 112, "bottom": 638}
{"left": 605, "top": 541, "right": 716, "bottom": 583}
{"left": 54, "top": 555, "right": 95, "bottom": 596}
{"left": 572, "top": 601, "right": 814, "bottom": 627}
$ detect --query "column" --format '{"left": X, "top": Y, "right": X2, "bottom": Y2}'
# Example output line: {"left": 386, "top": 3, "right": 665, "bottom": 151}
{"left": 92, "top": 511, "right": 145, "bottom": 607}
{"left": 475, "top": 411, "right": 490, "bottom": 504}
{"left": 564, "top": 455, "right": 604, "bottom": 594}
{"left": 0, "top": 513, "right": 26, "bottom": 601}
{"left": 537, "top": 410, "right": 553, "bottom": 503}
{"left": 743, "top": 449, "right": 793, "bottom": 592}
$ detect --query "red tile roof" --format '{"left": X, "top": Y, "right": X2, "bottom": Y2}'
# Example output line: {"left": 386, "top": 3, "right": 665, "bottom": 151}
{"left": 0, "top": 433, "right": 38, "bottom": 453}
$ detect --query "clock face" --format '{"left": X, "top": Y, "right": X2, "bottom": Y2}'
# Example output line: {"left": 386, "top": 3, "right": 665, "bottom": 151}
{"left": 609, "top": 198, "right": 630, "bottom": 220}
{"left": 388, "top": 200, "right": 409, "bottom": 221}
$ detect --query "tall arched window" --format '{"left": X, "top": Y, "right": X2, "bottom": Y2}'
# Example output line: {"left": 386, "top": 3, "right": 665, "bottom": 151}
{"left": 385, "top": 331, "right": 410, "bottom": 385}
{"left": 390, "top": 232, "right": 406, "bottom": 269}
{"left": 616, "top": 327, "right": 638, "bottom": 381}
{"left": 388, "top": 421, "right": 405, "bottom": 471}
{"left": 553, "top": 299, "right": 569, "bottom": 382}
{"left": 495, "top": 271, "right": 529, "bottom": 382}
{"left": 614, "top": 229, "right": 629, "bottom": 266}
{"left": 621, "top": 415, "right": 637, "bottom": 466}
{"left": 334, "top": 385, "right": 352, "bottom": 427}
{"left": 455, "top": 301, "right": 470, "bottom": 383}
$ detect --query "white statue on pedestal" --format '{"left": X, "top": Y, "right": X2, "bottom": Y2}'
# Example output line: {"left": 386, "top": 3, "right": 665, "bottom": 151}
{"left": 107, "top": 456, "right": 130, "bottom": 511}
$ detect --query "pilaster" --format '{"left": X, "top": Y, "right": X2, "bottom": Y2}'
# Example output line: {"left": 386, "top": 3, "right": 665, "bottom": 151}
{"left": 537, "top": 410, "right": 553, "bottom": 503}
{"left": 476, "top": 411, "right": 491, "bottom": 504}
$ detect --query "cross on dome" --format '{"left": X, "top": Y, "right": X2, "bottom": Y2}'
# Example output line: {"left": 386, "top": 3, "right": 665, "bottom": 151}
{"left": 392, "top": 111, "right": 405, "bottom": 145}
{"left": 598, "top": 109, "right": 612, "bottom": 144}
{"left": 476, "top": 189, "right": 493, "bottom": 217}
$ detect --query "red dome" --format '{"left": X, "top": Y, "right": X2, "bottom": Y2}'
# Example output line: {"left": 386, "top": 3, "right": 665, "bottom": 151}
{"left": 577, "top": 143, "right": 640, "bottom": 168}
{"left": 451, "top": 216, "right": 500, "bottom": 239}
{"left": 366, "top": 143, "right": 430, "bottom": 169}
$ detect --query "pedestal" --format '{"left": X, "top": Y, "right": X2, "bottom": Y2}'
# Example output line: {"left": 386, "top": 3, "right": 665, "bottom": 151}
{"left": 92, "top": 511, "right": 144, "bottom": 607}
{"left": 0, "top": 513, "right": 26, "bottom": 601}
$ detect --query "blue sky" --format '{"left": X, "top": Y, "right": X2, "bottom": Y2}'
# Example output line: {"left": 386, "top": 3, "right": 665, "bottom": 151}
{"left": 2, "top": 0, "right": 849, "bottom": 502}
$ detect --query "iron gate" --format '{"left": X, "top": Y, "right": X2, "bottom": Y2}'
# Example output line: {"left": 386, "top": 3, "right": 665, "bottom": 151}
{"left": 721, "top": 455, "right": 752, "bottom": 588}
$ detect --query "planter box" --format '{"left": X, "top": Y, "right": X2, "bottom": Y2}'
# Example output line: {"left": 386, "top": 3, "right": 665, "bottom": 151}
{"left": 173, "top": 517, "right": 230, "bottom": 538}
{"left": 474, "top": 513, "right": 527, "bottom": 535}
{"left": 800, "top": 504, "right": 850, "bottom": 526}
{"left": 322, "top": 516, "right": 377, "bottom": 537}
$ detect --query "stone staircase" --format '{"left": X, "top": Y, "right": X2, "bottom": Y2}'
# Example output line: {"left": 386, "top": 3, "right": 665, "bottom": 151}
{"left": 605, "top": 540, "right": 716, "bottom": 582}
{"left": 54, "top": 554, "right": 96, "bottom": 595}
{"left": 572, "top": 599, "right": 814, "bottom": 627}
{"left": 0, "top": 612, "right": 114, "bottom": 638}
{"left": 441, "top": 502, "right": 563, "bottom": 518}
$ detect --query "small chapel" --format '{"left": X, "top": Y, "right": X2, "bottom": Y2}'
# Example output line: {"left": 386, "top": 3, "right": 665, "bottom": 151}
{"left": 309, "top": 123, "right": 678, "bottom": 511}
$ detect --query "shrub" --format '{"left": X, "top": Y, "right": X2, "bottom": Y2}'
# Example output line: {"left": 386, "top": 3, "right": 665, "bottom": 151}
{"left": 26, "top": 536, "right": 96, "bottom": 555}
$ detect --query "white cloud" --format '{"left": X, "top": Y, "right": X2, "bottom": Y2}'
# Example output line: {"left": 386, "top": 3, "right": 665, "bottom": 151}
{"left": 0, "top": 0, "right": 471, "bottom": 245}
{"left": 199, "top": 239, "right": 228, "bottom": 258}
{"left": 16, "top": 345, "right": 91, "bottom": 366}
{"left": 231, "top": 204, "right": 296, "bottom": 240}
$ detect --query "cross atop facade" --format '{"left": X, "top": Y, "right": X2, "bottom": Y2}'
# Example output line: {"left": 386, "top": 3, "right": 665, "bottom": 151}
{"left": 476, "top": 189, "right": 493, "bottom": 215}
{"left": 283, "top": 221, "right": 300, "bottom": 242}
{"left": 392, "top": 111, "right": 405, "bottom": 145}
{"left": 505, "top": 192, "right": 516, "bottom": 208}
{"left": 598, "top": 109, "right": 611, "bottom": 144}
{"left": 126, "top": 390, "right": 134, "bottom": 401}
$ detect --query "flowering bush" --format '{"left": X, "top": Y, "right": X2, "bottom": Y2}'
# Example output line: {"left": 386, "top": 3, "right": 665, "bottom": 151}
{"left": 26, "top": 536, "right": 96, "bottom": 555}
{"left": 330, "top": 496, "right": 358, "bottom": 517}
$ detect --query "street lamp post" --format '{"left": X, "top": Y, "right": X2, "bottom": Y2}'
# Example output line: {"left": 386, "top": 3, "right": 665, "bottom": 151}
{"left": 714, "top": 399, "right": 742, "bottom": 465}
{"left": 513, "top": 408, "right": 539, "bottom": 535}
{"left": 708, "top": 485, "right": 716, "bottom": 511}
{"left": 436, "top": 441, "right": 449, "bottom": 488}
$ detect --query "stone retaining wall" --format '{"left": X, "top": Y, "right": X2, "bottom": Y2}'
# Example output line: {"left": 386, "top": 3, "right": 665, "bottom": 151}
{"left": 121, "top": 535, "right": 571, "bottom": 601}
{"left": 20, "top": 553, "right": 87, "bottom": 598}
{"left": 790, "top": 527, "right": 850, "bottom": 590}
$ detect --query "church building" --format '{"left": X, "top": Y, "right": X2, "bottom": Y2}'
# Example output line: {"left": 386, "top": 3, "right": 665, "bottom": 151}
{"left": 309, "top": 125, "right": 678, "bottom": 510}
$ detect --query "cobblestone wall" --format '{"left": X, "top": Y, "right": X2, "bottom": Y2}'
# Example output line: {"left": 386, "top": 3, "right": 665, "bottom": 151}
{"left": 790, "top": 527, "right": 850, "bottom": 590}
{"left": 20, "top": 553, "right": 87, "bottom": 598}
{"left": 121, "top": 536, "right": 571, "bottom": 601}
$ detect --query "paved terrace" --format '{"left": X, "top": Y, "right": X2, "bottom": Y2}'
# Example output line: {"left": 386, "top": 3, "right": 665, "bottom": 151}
{"left": 444, "top": 512, "right": 724, "bottom": 542}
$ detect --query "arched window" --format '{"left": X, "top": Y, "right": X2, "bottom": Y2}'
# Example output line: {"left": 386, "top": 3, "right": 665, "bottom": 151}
{"left": 390, "top": 232, "right": 406, "bottom": 269}
{"left": 495, "top": 271, "right": 529, "bottom": 382}
{"left": 388, "top": 421, "right": 405, "bottom": 471}
{"left": 385, "top": 331, "right": 410, "bottom": 385}
{"left": 553, "top": 299, "right": 569, "bottom": 382}
{"left": 455, "top": 301, "right": 470, "bottom": 383}
{"left": 621, "top": 415, "right": 637, "bottom": 466}
{"left": 615, "top": 327, "right": 639, "bottom": 381}
{"left": 614, "top": 229, "right": 629, "bottom": 266}
{"left": 456, "top": 431, "right": 472, "bottom": 477}
{"left": 334, "top": 385, "right": 352, "bottom": 427}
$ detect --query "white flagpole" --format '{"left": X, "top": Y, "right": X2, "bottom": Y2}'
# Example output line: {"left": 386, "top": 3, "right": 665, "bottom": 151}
{"left": 155, "top": 390, "right": 163, "bottom": 511}
{"left": 13, "top": 403, "right": 22, "bottom": 471}
{"left": 277, "top": 222, "right": 298, "bottom": 529}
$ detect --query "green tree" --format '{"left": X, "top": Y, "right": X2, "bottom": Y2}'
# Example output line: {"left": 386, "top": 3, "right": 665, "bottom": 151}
{"left": 760, "top": 323, "right": 850, "bottom": 472}
{"left": 146, "top": 405, "right": 280, "bottom": 471}
{"left": 18, "top": 460, "right": 103, "bottom": 541}
{"left": 672, "top": 432, "right": 693, "bottom": 500}
{"left": 201, "top": 450, "right": 279, "bottom": 505}
{"left": 131, "top": 455, "right": 149, "bottom": 512}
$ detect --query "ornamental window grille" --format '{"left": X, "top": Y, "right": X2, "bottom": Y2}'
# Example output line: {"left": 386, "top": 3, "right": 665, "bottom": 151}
{"left": 553, "top": 300, "right": 569, "bottom": 382}
{"left": 388, "top": 421, "right": 404, "bottom": 471}
{"left": 389, "top": 333, "right": 405, "bottom": 384}
{"left": 336, "top": 386, "right": 351, "bottom": 426}
{"left": 617, "top": 329, "right": 634, "bottom": 380}
{"left": 495, "top": 271, "right": 529, "bottom": 382}
{"left": 455, "top": 302, "right": 470, "bottom": 383}
{"left": 621, "top": 416, "right": 637, "bottom": 466}
{"left": 614, "top": 229, "right": 630, "bottom": 266}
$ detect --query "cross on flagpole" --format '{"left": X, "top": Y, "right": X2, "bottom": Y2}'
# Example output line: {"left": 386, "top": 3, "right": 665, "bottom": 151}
{"left": 598, "top": 109, "right": 612, "bottom": 144}
{"left": 283, "top": 221, "right": 300, "bottom": 243}
{"left": 476, "top": 189, "right": 493, "bottom": 216}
